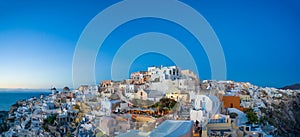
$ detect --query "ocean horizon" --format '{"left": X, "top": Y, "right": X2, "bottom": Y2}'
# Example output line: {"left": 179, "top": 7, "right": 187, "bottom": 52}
{"left": 0, "top": 89, "right": 51, "bottom": 111}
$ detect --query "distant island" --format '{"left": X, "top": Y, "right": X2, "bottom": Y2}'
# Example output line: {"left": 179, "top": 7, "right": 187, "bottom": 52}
{"left": 280, "top": 83, "right": 300, "bottom": 90}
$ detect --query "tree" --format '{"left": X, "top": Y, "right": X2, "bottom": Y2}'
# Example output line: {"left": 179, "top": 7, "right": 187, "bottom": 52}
{"left": 44, "top": 114, "right": 57, "bottom": 125}
{"left": 246, "top": 109, "right": 259, "bottom": 124}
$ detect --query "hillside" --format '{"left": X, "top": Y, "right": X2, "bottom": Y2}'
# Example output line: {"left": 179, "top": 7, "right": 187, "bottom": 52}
{"left": 280, "top": 83, "right": 300, "bottom": 90}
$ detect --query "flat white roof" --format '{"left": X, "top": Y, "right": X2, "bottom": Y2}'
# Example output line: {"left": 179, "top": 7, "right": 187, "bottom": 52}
{"left": 150, "top": 120, "right": 193, "bottom": 137}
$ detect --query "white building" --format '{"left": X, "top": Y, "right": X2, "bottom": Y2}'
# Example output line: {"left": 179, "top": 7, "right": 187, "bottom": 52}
{"left": 190, "top": 95, "right": 220, "bottom": 123}
{"left": 101, "top": 97, "right": 112, "bottom": 116}
{"left": 145, "top": 90, "right": 165, "bottom": 102}
{"left": 148, "top": 66, "right": 181, "bottom": 82}
{"left": 149, "top": 79, "right": 198, "bottom": 93}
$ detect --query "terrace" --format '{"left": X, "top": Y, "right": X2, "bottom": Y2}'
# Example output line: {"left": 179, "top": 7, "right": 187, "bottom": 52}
{"left": 206, "top": 114, "right": 234, "bottom": 137}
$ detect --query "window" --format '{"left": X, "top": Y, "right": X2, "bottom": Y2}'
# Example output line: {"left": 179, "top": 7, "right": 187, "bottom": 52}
{"left": 246, "top": 127, "right": 250, "bottom": 131}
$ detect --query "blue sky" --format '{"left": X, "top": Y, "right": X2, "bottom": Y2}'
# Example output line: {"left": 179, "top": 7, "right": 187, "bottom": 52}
{"left": 0, "top": 0, "right": 299, "bottom": 88}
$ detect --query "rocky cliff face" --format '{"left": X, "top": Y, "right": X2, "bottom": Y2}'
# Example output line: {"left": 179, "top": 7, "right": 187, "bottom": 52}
{"left": 0, "top": 101, "right": 24, "bottom": 133}
{"left": 0, "top": 111, "right": 8, "bottom": 133}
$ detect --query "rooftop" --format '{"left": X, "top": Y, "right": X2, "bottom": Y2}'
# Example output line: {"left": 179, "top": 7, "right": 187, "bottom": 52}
{"left": 149, "top": 120, "right": 193, "bottom": 137}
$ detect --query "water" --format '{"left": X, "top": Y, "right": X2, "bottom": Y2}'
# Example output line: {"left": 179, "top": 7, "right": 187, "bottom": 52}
{"left": 0, "top": 89, "right": 51, "bottom": 111}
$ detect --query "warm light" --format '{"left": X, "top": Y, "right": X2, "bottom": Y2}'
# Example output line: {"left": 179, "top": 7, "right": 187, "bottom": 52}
{"left": 214, "top": 114, "right": 219, "bottom": 119}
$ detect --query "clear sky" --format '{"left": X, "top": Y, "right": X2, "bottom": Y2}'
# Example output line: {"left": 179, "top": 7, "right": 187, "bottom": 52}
{"left": 0, "top": 0, "right": 299, "bottom": 89}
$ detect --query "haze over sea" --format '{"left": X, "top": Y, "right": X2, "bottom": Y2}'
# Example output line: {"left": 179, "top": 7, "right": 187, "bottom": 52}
{"left": 0, "top": 89, "right": 51, "bottom": 111}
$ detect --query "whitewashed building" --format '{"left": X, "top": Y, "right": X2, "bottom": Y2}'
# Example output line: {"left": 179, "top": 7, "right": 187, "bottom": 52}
{"left": 190, "top": 95, "right": 220, "bottom": 123}
{"left": 148, "top": 66, "right": 182, "bottom": 82}
{"left": 101, "top": 97, "right": 112, "bottom": 116}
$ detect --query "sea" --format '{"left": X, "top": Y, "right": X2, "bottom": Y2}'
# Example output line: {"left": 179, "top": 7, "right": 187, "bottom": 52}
{"left": 0, "top": 89, "right": 51, "bottom": 111}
